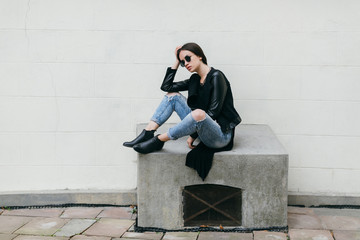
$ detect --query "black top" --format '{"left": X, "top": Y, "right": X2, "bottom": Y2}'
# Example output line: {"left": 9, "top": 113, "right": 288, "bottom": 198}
{"left": 160, "top": 67, "right": 241, "bottom": 133}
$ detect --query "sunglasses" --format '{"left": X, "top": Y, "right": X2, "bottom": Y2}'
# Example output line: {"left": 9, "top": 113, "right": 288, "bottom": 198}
{"left": 180, "top": 55, "right": 192, "bottom": 67}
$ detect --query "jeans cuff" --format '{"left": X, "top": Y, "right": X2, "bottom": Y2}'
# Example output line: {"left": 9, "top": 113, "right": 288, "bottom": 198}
{"left": 167, "top": 129, "right": 177, "bottom": 140}
{"left": 150, "top": 118, "right": 161, "bottom": 126}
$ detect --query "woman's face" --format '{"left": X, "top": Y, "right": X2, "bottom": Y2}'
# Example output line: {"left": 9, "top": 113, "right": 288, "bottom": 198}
{"left": 179, "top": 50, "right": 202, "bottom": 73}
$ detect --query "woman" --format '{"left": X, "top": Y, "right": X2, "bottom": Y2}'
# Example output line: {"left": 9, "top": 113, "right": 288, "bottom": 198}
{"left": 123, "top": 42, "right": 241, "bottom": 154}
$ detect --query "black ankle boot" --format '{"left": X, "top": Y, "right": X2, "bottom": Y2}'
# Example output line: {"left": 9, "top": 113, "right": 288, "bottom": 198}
{"left": 133, "top": 135, "right": 164, "bottom": 154}
{"left": 123, "top": 129, "right": 155, "bottom": 148}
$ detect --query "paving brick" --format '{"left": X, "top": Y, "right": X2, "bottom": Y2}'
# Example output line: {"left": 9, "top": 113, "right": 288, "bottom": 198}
{"left": 253, "top": 231, "right": 287, "bottom": 240}
{"left": 117, "top": 239, "right": 146, "bottom": 240}
{"left": 13, "top": 236, "right": 68, "bottom": 240}
{"left": 116, "top": 239, "right": 143, "bottom": 240}
{"left": 289, "top": 229, "right": 333, "bottom": 240}
{"left": 0, "top": 233, "right": 17, "bottom": 240}
{"left": 83, "top": 218, "right": 134, "bottom": 238}
{"left": 60, "top": 208, "right": 103, "bottom": 219}
{"left": 288, "top": 207, "right": 315, "bottom": 215}
{"left": 3, "top": 208, "right": 64, "bottom": 218}
{"left": 320, "top": 215, "right": 360, "bottom": 231}
{"left": 120, "top": 232, "right": 163, "bottom": 239}
{"left": 14, "top": 217, "right": 69, "bottom": 236}
{"left": 288, "top": 213, "right": 323, "bottom": 229}
{"left": 71, "top": 236, "right": 111, "bottom": 240}
{"left": 198, "top": 232, "right": 252, "bottom": 240}
{"left": 54, "top": 219, "right": 96, "bottom": 237}
{"left": 162, "top": 232, "right": 199, "bottom": 240}
{"left": 97, "top": 207, "right": 134, "bottom": 219}
{"left": 0, "top": 216, "right": 33, "bottom": 234}
{"left": 333, "top": 230, "right": 360, "bottom": 240}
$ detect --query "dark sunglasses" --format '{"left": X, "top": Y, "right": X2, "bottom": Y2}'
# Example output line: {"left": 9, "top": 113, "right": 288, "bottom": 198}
{"left": 180, "top": 55, "right": 192, "bottom": 67}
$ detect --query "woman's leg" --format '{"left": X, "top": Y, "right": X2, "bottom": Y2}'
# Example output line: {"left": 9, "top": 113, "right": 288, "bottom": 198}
{"left": 124, "top": 92, "right": 190, "bottom": 147}
{"left": 166, "top": 109, "right": 232, "bottom": 148}
{"left": 136, "top": 109, "right": 232, "bottom": 154}
{"left": 149, "top": 92, "right": 190, "bottom": 129}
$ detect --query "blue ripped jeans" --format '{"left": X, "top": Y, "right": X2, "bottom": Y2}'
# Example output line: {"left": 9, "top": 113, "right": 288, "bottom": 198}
{"left": 151, "top": 93, "right": 232, "bottom": 149}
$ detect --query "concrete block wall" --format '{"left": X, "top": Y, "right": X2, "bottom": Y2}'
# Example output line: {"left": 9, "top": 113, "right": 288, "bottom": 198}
{"left": 1, "top": 0, "right": 360, "bottom": 197}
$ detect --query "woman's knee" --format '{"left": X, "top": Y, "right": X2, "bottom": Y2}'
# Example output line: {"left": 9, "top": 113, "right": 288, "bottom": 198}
{"left": 191, "top": 109, "right": 206, "bottom": 122}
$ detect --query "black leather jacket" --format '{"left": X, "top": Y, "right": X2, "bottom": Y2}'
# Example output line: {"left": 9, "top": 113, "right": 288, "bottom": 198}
{"left": 160, "top": 67, "right": 241, "bottom": 133}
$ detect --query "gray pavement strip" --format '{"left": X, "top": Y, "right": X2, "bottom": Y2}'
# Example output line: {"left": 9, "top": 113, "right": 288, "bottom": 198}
{"left": 312, "top": 207, "right": 360, "bottom": 218}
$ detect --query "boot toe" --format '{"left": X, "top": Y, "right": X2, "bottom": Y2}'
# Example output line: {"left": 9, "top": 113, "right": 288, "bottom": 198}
{"left": 133, "top": 144, "right": 147, "bottom": 154}
{"left": 123, "top": 142, "right": 132, "bottom": 147}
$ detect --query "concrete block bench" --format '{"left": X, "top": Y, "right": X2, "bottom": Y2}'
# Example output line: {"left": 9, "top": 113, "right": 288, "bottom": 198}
{"left": 136, "top": 124, "right": 288, "bottom": 230}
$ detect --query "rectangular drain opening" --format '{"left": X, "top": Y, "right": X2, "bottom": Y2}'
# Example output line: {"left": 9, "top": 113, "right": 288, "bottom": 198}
{"left": 183, "top": 184, "right": 242, "bottom": 226}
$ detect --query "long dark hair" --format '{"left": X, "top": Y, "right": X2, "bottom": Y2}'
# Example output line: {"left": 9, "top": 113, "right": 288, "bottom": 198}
{"left": 177, "top": 42, "right": 208, "bottom": 65}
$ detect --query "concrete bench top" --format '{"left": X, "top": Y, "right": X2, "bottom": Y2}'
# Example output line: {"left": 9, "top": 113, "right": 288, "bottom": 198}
{"left": 137, "top": 123, "right": 287, "bottom": 156}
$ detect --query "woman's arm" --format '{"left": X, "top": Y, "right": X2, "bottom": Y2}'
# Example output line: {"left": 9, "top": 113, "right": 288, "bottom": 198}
{"left": 160, "top": 46, "right": 190, "bottom": 92}
{"left": 160, "top": 68, "right": 189, "bottom": 92}
{"left": 207, "top": 71, "right": 228, "bottom": 119}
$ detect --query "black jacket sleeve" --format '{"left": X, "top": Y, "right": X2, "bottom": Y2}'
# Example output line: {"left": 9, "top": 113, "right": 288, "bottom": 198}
{"left": 190, "top": 132, "right": 198, "bottom": 139}
{"left": 160, "top": 67, "right": 189, "bottom": 92}
{"left": 207, "top": 72, "right": 228, "bottom": 119}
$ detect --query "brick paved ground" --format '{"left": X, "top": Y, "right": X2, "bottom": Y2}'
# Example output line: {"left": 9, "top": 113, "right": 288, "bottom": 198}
{"left": 0, "top": 206, "right": 360, "bottom": 240}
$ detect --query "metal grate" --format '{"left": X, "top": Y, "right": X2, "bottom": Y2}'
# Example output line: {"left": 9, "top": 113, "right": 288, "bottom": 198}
{"left": 183, "top": 184, "right": 242, "bottom": 226}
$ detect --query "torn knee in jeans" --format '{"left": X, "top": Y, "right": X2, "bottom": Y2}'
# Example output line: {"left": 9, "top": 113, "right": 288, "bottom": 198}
{"left": 191, "top": 109, "right": 206, "bottom": 122}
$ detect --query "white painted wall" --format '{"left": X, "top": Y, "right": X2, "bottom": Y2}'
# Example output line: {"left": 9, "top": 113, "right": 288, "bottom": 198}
{"left": 1, "top": 0, "right": 360, "bottom": 196}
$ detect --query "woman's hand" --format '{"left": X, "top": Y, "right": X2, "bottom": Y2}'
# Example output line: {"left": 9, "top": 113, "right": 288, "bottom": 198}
{"left": 187, "top": 136, "right": 197, "bottom": 149}
{"left": 175, "top": 45, "right": 182, "bottom": 58}
{"left": 171, "top": 46, "right": 182, "bottom": 70}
